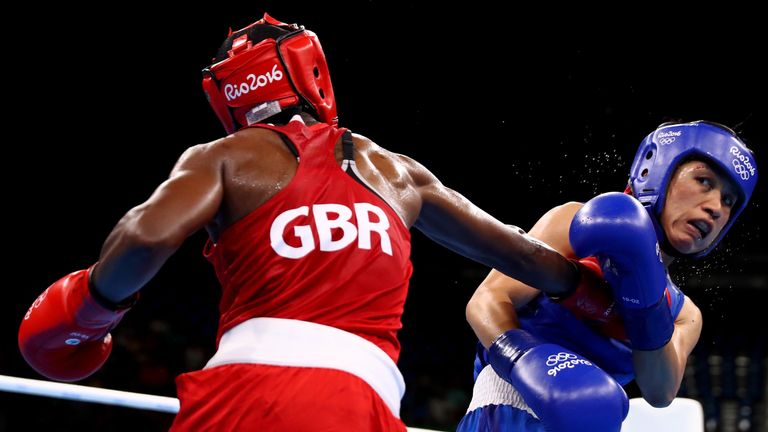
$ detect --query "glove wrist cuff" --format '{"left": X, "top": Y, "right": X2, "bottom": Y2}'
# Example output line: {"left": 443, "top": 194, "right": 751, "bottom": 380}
{"left": 64, "top": 266, "right": 135, "bottom": 329}
{"left": 621, "top": 293, "right": 673, "bottom": 351}
{"left": 87, "top": 264, "right": 138, "bottom": 311}
{"left": 488, "top": 329, "right": 542, "bottom": 382}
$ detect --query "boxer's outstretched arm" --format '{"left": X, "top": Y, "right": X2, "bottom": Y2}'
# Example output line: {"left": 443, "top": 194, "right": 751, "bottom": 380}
{"left": 401, "top": 155, "right": 578, "bottom": 297}
{"left": 92, "top": 141, "right": 225, "bottom": 304}
{"left": 633, "top": 297, "right": 702, "bottom": 407}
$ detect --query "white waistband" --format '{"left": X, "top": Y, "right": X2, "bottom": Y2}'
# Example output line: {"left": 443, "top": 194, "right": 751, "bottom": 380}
{"left": 466, "top": 366, "right": 537, "bottom": 418}
{"left": 205, "top": 317, "right": 405, "bottom": 417}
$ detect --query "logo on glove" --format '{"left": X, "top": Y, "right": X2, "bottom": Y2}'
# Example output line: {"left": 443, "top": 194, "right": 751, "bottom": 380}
{"left": 546, "top": 352, "right": 576, "bottom": 366}
{"left": 24, "top": 288, "right": 49, "bottom": 320}
{"left": 546, "top": 352, "right": 593, "bottom": 377}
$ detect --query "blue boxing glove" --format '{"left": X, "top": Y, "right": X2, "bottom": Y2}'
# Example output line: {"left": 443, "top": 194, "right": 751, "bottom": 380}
{"left": 569, "top": 192, "right": 673, "bottom": 350}
{"left": 489, "top": 329, "right": 628, "bottom": 431}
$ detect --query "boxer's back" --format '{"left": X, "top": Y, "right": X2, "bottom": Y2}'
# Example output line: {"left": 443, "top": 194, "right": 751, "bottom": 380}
{"left": 207, "top": 121, "right": 422, "bottom": 240}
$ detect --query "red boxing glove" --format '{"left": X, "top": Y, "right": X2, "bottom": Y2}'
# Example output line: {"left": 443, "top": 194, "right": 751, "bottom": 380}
{"left": 18, "top": 266, "right": 133, "bottom": 382}
{"left": 555, "top": 258, "right": 627, "bottom": 341}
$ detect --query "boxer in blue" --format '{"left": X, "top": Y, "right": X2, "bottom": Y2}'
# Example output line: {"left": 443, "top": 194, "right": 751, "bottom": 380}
{"left": 458, "top": 121, "right": 759, "bottom": 431}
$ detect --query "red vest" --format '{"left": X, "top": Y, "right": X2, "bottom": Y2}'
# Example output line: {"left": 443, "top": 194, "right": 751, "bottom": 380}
{"left": 204, "top": 120, "right": 413, "bottom": 362}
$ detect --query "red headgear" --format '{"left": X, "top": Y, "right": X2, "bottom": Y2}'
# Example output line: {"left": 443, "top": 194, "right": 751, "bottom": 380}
{"left": 202, "top": 13, "right": 337, "bottom": 134}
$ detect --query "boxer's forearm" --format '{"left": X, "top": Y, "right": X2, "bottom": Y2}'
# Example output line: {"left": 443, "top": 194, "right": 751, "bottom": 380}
{"left": 412, "top": 181, "right": 579, "bottom": 298}
{"left": 466, "top": 285, "right": 521, "bottom": 348}
{"left": 631, "top": 331, "right": 687, "bottom": 407}
{"left": 92, "top": 210, "right": 181, "bottom": 303}
{"left": 633, "top": 298, "right": 702, "bottom": 407}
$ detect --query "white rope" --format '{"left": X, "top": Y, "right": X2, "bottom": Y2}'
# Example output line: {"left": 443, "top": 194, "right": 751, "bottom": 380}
{"left": 0, "top": 374, "right": 444, "bottom": 431}
{"left": 0, "top": 374, "right": 178, "bottom": 413}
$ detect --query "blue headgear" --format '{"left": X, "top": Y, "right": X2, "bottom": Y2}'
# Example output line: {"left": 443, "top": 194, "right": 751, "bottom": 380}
{"left": 629, "top": 121, "right": 758, "bottom": 259}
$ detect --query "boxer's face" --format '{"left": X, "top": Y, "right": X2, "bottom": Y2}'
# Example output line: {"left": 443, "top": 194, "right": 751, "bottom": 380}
{"left": 661, "top": 160, "right": 739, "bottom": 254}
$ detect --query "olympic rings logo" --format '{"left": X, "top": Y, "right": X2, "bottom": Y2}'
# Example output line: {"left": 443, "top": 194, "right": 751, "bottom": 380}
{"left": 730, "top": 146, "right": 755, "bottom": 181}
{"left": 659, "top": 137, "right": 676, "bottom": 145}
{"left": 733, "top": 160, "right": 750, "bottom": 180}
{"left": 546, "top": 352, "right": 577, "bottom": 366}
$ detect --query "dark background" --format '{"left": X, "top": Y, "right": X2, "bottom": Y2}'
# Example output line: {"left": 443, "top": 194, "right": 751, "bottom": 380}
{"left": 1, "top": 3, "right": 766, "bottom": 431}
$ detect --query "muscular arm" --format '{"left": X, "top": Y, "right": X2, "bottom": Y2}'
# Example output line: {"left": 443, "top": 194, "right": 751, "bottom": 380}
{"left": 633, "top": 297, "right": 702, "bottom": 407}
{"left": 91, "top": 141, "right": 225, "bottom": 303}
{"left": 466, "top": 203, "right": 583, "bottom": 347}
{"left": 402, "top": 153, "right": 578, "bottom": 299}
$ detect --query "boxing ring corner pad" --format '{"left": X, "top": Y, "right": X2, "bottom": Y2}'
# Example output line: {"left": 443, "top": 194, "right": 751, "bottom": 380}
{"left": 0, "top": 374, "right": 444, "bottom": 432}
{"left": 621, "top": 397, "right": 704, "bottom": 432}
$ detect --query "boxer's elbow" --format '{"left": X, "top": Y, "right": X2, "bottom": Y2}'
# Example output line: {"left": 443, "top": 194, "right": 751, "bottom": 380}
{"left": 113, "top": 207, "right": 184, "bottom": 253}
{"left": 642, "top": 391, "right": 676, "bottom": 408}
{"left": 466, "top": 289, "right": 487, "bottom": 337}
{"left": 466, "top": 284, "right": 522, "bottom": 349}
